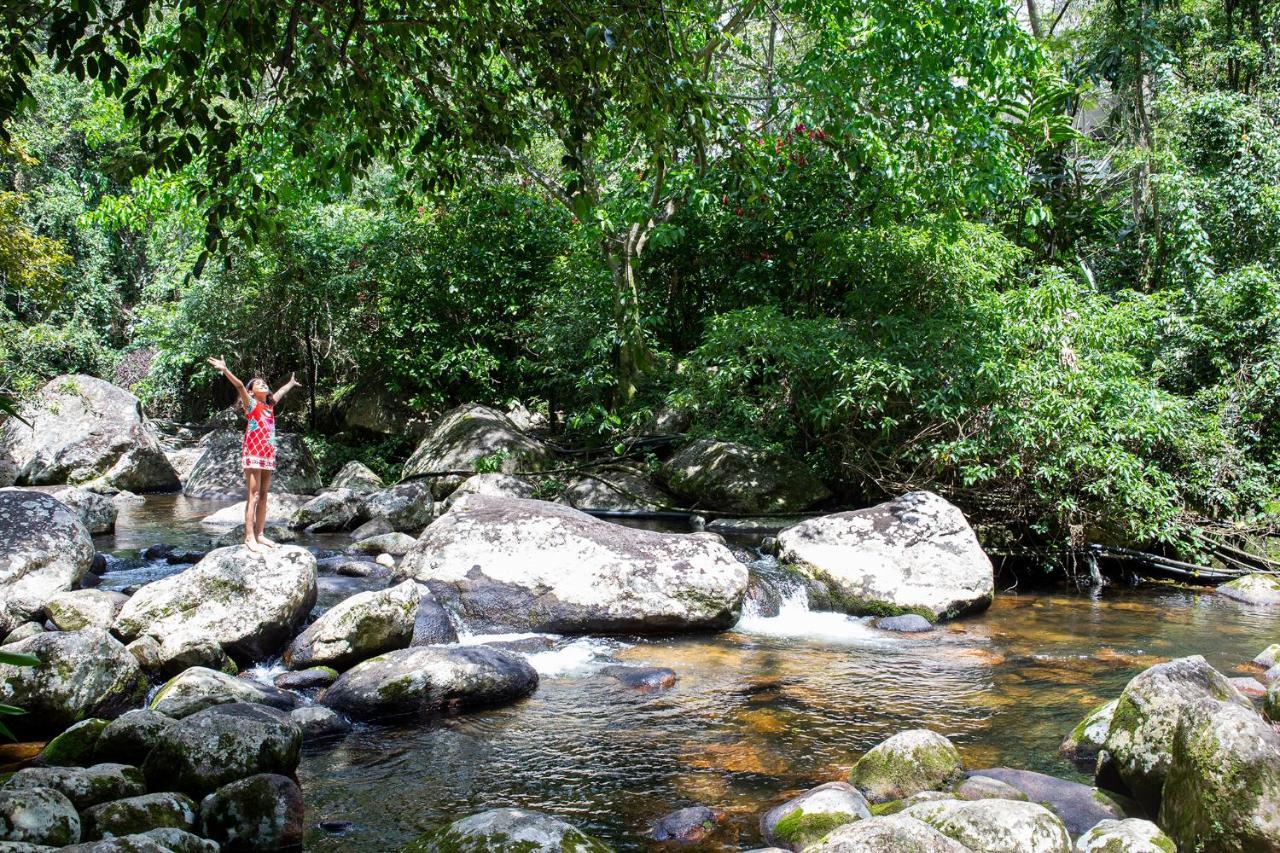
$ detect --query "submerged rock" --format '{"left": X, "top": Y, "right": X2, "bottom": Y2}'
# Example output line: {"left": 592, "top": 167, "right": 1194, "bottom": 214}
{"left": 650, "top": 806, "right": 721, "bottom": 843}
{"left": 0, "top": 786, "right": 81, "bottom": 847}
{"left": 404, "top": 807, "right": 612, "bottom": 852}
{"left": 198, "top": 773, "right": 304, "bottom": 851}
{"left": 659, "top": 439, "right": 830, "bottom": 514}
{"left": 760, "top": 781, "right": 871, "bottom": 850}
{"left": 0, "top": 489, "right": 95, "bottom": 635}
{"left": 599, "top": 665, "right": 677, "bottom": 691}
{"left": 804, "top": 814, "right": 969, "bottom": 852}
{"left": 403, "top": 495, "right": 748, "bottom": 634}
{"left": 849, "top": 729, "right": 965, "bottom": 804}
{"left": 777, "top": 492, "right": 993, "bottom": 622}
{"left": 901, "top": 799, "right": 1071, "bottom": 853}
{"left": 113, "top": 545, "right": 317, "bottom": 662}
{"left": 320, "top": 645, "right": 538, "bottom": 721}
{"left": 284, "top": 579, "right": 422, "bottom": 671}
{"left": 875, "top": 614, "right": 933, "bottom": 633}
{"left": 400, "top": 404, "right": 557, "bottom": 497}
{"left": 149, "top": 667, "right": 299, "bottom": 719}
{"left": 1217, "top": 573, "right": 1280, "bottom": 606}
{"left": 0, "top": 374, "right": 179, "bottom": 493}
{"left": 183, "top": 429, "right": 319, "bottom": 497}
{"left": 289, "top": 705, "right": 351, "bottom": 741}
{"left": 359, "top": 480, "right": 434, "bottom": 533}
{"left": 328, "top": 460, "right": 384, "bottom": 494}
{"left": 1075, "top": 819, "right": 1175, "bottom": 852}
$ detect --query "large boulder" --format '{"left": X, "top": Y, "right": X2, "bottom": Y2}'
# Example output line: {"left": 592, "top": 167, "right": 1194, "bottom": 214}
{"left": 288, "top": 488, "right": 361, "bottom": 531}
{"left": 94, "top": 710, "right": 176, "bottom": 766}
{"left": 442, "top": 472, "right": 535, "bottom": 510}
{"left": 44, "top": 589, "right": 128, "bottom": 631}
{"left": 0, "top": 375, "right": 178, "bottom": 492}
{"left": 327, "top": 460, "right": 384, "bottom": 494}
{"left": 968, "top": 768, "right": 1125, "bottom": 837}
{"left": 760, "top": 782, "right": 871, "bottom": 850}
{"left": 804, "top": 814, "right": 970, "bottom": 852}
{"left": 0, "top": 489, "right": 94, "bottom": 634}
{"left": 1075, "top": 819, "right": 1175, "bottom": 853}
{"left": 1160, "top": 697, "right": 1280, "bottom": 852}
{"left": 198, "top": 773, "right": 304, "bottom": 851}
{"left": 182, "top": 429, "right": 320, "bottom": 497}
{"left": 81, "top": 791, "right": 198, "bottom": 840}
{"left": 402, "top": 495, "right": 748, "bottom": 633}
{"left": 0, "top": 787, "right": 81, "bottom": 847}
{"left": 1217, "top": 573, "right": 1280, "bottom": 606}
{"left": 901, "top": 799, "right": 1071, "bottom": 853}
{"left": 3, "top": 764, "right": 145, "bottom": 811}
{"left": 284, "top": 579, "right": 422, "bottom": 671}
{"left": 558, "top": 466, "right": 672, "bottom": 512}
{"left": 149, "top": 667, "right": 299, "bottom": 719}
{"left": 400, "top": 404, "right": 556, "bottom": 497}
{"left": 777, "top": 492, "right": 994, "bottom": 622}
{"left": 50, "top": 486, "right": 118, "bottom": 534}
{"left": 320, "top": 645, "right": 538, "bottom": 721}
{"left": 142, "top": 703, "right": 301, "bottom": 798}
{"left": 849, "top": 730, "right": 965, "bottom": 803}
{"left": 0, "top": 629, "right": 147, "bottom": 737}
{"left": 359, "top": 480, "right": 434, "bottom": 532}
{"left": 403, "top": 808, "right": 611, "bottom": 852}
{"left": 659, "top": 438, "right": 831, "bottom": 514}
{"left": 198, "top": 493, "right": 309, "bottom": 528}
{"left": 113, "top": 546, "right": 317, "bottom": 662}
{"left": 1100, "top": 655, "right": 1249, "bottom": 811}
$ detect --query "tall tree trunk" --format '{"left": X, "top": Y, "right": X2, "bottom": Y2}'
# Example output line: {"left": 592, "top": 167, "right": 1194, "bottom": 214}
{"left": 605, "top": 233, "right": 651, "bottom": 407}
{"left": 1026, "top": 0, "right": 1044, "bottom": 38}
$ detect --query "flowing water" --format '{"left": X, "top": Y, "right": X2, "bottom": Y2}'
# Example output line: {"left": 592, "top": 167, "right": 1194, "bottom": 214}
{"left": 94, "top": 496, "right": 1280, "bottom": 851}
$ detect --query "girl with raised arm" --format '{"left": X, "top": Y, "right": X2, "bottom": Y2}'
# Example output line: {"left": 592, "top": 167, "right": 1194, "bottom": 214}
{"left": 206, "top": 357, "right": 302, "bottom": 553}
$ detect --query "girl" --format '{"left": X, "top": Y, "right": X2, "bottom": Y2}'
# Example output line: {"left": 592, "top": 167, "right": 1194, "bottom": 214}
{"left": 206, "top": 357, "right": 302, "bottom": 553}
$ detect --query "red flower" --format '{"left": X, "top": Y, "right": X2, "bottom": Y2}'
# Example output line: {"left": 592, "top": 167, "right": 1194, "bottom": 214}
{"left": 734, "top": 207, "right": 743, "bottom": 216}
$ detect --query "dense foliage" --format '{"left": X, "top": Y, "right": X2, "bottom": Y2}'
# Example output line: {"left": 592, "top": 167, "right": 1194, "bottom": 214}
{"left": 3, "top": 0, "right": 1280, "bottom": 560}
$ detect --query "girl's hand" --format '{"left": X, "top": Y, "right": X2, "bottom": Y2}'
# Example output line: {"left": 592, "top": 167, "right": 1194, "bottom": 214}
{"left": 289, "top": 372, "right": 302, "bottom": 388}
{"left": 207, "top": 356, "right": 227, "bottom": 372}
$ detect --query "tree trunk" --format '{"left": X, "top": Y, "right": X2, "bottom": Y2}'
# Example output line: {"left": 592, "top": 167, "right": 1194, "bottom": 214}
{"left": 605, "top": 235, "right": 652, "bottom": 408}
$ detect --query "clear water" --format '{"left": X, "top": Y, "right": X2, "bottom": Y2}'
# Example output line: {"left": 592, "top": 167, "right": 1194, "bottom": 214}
{"left": 94, "top": 497, "right": 1280, "bottom": 851}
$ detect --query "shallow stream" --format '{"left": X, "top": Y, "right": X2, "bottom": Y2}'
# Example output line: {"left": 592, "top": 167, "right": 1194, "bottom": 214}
{"left": 96, "top": 496, "right": 1280, "bottom": 851}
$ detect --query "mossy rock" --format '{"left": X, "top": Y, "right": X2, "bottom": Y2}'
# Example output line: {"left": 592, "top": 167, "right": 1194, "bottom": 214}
{"left": 1075, "top": 818, "right": 1175, "bottom": 852}
{"left": 773, "top": 809, "right": 861, "bottom": 849}
{"left": 850, "top": 730, "right": 964, "bottom": 803}
{"left": 39, "top": 718, "right": 109, "bottom": 766}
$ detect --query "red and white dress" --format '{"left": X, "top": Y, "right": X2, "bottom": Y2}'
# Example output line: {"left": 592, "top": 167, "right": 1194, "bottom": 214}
{"left": 242, "top": 400, "right": 277, "bottom": 471}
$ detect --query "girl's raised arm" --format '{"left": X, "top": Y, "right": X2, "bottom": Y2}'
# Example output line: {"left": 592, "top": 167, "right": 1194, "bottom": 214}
{"left": 207, "top": 356, "right": 251, "bottom": 411}
{"left": 273, "top": 372, "right": 302, "bottom": 405}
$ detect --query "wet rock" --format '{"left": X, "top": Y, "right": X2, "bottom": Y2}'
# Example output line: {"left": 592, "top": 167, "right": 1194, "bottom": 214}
{"left": 289, "top": 488, "right": 362, "bottom": 532}
{"left": 113, "top": 545, "right": 317, "bottom": 662}
{"left": 760, "top": 781, "right": 871, "bottom": 850}
{"left": 359, "top": 480, "right": 434, "bottom": 533}
{"left": 1100, "top": 655, "right": 1249, "bottom": 811}
{"left": 183, "top": 430, "right": 319, "bottom": 498}
{"left": 288, "top": 706, "right": 351, "bottom": 741}
{"left": 651, "top": 805, "right": 722, "bottom": 843}
{"left": 0, "top": 787, "right": 81, "bottom": 846}
{"left": 968, "top": 768, "right": 1125, "bottom": 837}
{"left": 316, "top": 556, "right": 391, "bottom": 579}
{"left": 43, "top": 589, "right": 127, "bottom": 631}
{"left": 1161, "top": 697, "right": 1280, "bottom": 852}
{"left": 0, "top": 375, "right": 179, "bottom": 493}
{"left": 0, "top": 630, "right": 146, "bottom": 738}
{"left": 442, "top": 473, "right": 536, "bottom": 510}
{"left": 599, "top": 665, "right": 677, "bottom": 691}
{"left": 149, "top": 667, "right": 299, "bottom": 719}
{"left": 3, "top": 622, "right": 43, "bottom": 644}
{"left": 274, "top": 667, "right": 338, "bottom": 691}
{"left": 777, "top": 492, "right": 993, "bottom": 622}
{"left": 1060, "top": 699, "right": 1118, "bottom": 767}
{"left": 111, "top": 490, "right": 147, "bottom": 507}
{"left": 401, "top": 404, "right": 557, "bottom": 498}
{"left": 198, "top": 773, "right": 304, "bottom": 851}
{"left": 3, "top": 764, "right": 145, "bottom": 811}
{"left": 1255, "top": 644, "right": 1280, "bottom": 669}
{"left": 154, "top": 634, "right": 236, "bottom": 679}
{"left": 82, "top": 792, "right": 197, "bottom": 840}
{"left": 954, "top": 775, "right": 1028, "bottom": 802}
{"left": 1074, "top": 818, "right": 1174, "bottom": 852}
{"left": 875, "top": 614, "right": 933, "bottom": 633}
{"left": 0, "top": 489, "right": 95, "bottom": 635}
{"left": 707, "top": 516, "right": 812, "bottom": 536}
{"left": 94, "top": 710, "right": 175, "bottom": 766}
{"left": 60, "top": 827, "right": 218, "bottom": 851}
{"left": 902, "top": 798, "right": 1071, "bottom": 852}
{"left": 348, "top": 532, "right": 416, "bottom": 557}
{"left": 284, "top": 579, "right": 421, "bottom": 671}
{"left": 559, "top": 467, "right": 670, "bottom": 512}
{"left": 50, "top": 487, "right": 118, "bottom": 534}
{"left": 163, "top": 550, "right": 205, "bottom": 565}
{"left": 403, "top": 495, "right": 748, "bottom": 634}
{"left": 320, "top": 645, "right": 538, "bottom": 721}
{"left": 850, "top": 729, "right": 965, "bottom": 803}
{"left": 142, "top": 703, "right": 301, "bottom": 798}
{"left": 198, "top": 494, "right": 309, "bottom": 529}
{"left": 328, "top": 460, "right": 383, "bottom": 495}
{"left": 410, "top": 594, "right": 458, "bottom": 647}
{"left": 39, "top": 718, "right": 110, "bottom": 766}
{"left": 1231, "top": 676, "right": 1266, "bottom": 697}
{"left": 804, "top": 814, "right": 970, "bottom": 852}
{"left": 349, "top": 517, "right": 394, "bottom": 542}
{"left": 209, "top": 524, "right": 297, "bottom": 549}
{"left": 1216, "top": 573, "right": 1280, "bottom": 606}
{"left": 403, "top": 807, "right": 610, "bottom": 852}
{"left": 659, "top": 439, "right": 830, "bottom": 514}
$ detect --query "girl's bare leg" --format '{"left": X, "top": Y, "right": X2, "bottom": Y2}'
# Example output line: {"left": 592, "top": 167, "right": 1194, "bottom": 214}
{"left": 243, "top": 469, "right": 264, "bottom": 553}
{"left": 256, "top": 470, "right": 278, "bottom": 548}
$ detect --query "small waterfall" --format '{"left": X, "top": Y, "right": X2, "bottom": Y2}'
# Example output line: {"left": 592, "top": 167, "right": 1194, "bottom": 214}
{"left": 734, "top": 554, "right": 898, "bottom": 644}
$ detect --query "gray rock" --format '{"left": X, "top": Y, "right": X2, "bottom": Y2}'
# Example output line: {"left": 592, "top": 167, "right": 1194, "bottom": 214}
{"left": 778, "top": 492, "right": 993, "bottom": 622}
{"left": 348, "top": 532, "right": 416, "bottom": 557}
{"left": 1074, "top": 819, "right": 1175, "bottom": 852}
{"left": 316, "top": 556, "right": 391, "bottom": 579}
{"left": 1217, "top": 573, "right": 1280, "bottom": 606}
{"left": 142, "top": 703, "right": 301, "bottom": 798}
{"left": 0, "top": 375, "right": 178, "bottom": 493}
{"left": 113, "top": 545, "right": 317, "bottom": 662}
{"left": 198, "top": 494, "right": 309, "bottom": 529}
{"left": 182, "top": 429, "right": 319, "bottom": 498}
{"left": 1060, "top": 700, "right": 1117, "bottom": 767}
{"left": 0, "top": 629, "right": 146, "bottom": 738}
{"left": 2, "top": 764, "right": 145, "bottom": 811}
{"left": 442, "top": 473, "right": 535, "bottom": 510}
{"left": 0, "top": 489, "right": 94, "bottom": 635}
{"left": 284, "top": 579, "right": 421, "bottom": 671}
{"left": 1161, "top": 697, "right": 1280, "bottom": 852}
{"left": 599, "top": 665, "right": 677, "bottom": 691}
{"left": 1100, "top": 655, "right": 1249, "bottom": 811}
{"left": 410, "top": 594, "right": 458, "bottom": 646}
{"left": 148, "top": 667, "right": 298, "bottom": 718}
{"left": 558, "top": 468, "right": 670, "bottom": 512}
{"left": 94, "top": 710, "right": 175, "bottom": 766}
{"left": 81, "top": 792, "right": 197, "bottom": 840}
{"left": 850, "top": 729, "right": 965, "bottom": 803}
{"left": 875, "top": 614, "right": 933, "bottom": 633}
{"left": 349, "top": 517, "right": 394, "bottom": 542}
{"left": 198, "top": 773, "right": 304, "bottom": 851}
{"left": 43, "top": 590, "right": 127, "bottom": 631}
{"left": 954, "top": 775, "right": 1028, "bottom": 802}
{"left": 968, "top": 768, "right": 1125, "bottom": 837}
{"left": 760, "top": 781, "right": 871, "bottom": 850}
{"left": 800, "top": 815, "right": 970, "bottom": 852}
{"left": 402, "top": 495, "right": 748, "bottom": 634}
{"left": 38, "top": 718, "right": 109, "bottom": 766}
{"left": 328, "top": 460, "right": 384, "bottom": 494}
{"left": 707, "top": 516, "right": 812, "bottom": 536}
{"left": 659, "top": 438, "right": 830, "bottom": 514}
{"left": 400, "top": 404, "right": 557, "bottom": 494}
{"left": 290, "top": 488, "right": 362, "bottom": 531}
{"left": 1255, "top": 644, "right": 1280, "bottom": 669}
{"left": 153, "top": 634, "right": 236, "bottom": 679}
{"left": 288, "top": 706, "right": 351, "bottom": 741}
{"left": 320, "top": 645, "right": 538, "bottom": 721}
{"left": 404, "top": 807, "right": 611, "bottom": 852}
{"left": 274, "top": 667, "right": 338, "bottom": 691}
{"left": 50, "top": 487, "right": 118, "bottom": 534}
{"left": 359, "top": 481, "right": 434, "bottom": 532}
{"left": 3, "top": 622, "right": 43, "bottom": 644}
{"left": 57, "top": 828, "right": 217, "bottom": 852}
{"left": 0, "top": 787, "right": 81, "bottom": 847}
{"left": 902, "top": 799, "right": 1071, "bottom": 852}
{"left": 651, "top": 806, "right": 721, "bottom": 843}
{"left": 208, "top": 524, "right": 296, "bottom": 549}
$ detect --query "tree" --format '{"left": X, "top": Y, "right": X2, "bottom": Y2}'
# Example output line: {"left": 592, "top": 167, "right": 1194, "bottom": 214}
{"left": 2, "top": 0, "right": 1037, "bottom": 403}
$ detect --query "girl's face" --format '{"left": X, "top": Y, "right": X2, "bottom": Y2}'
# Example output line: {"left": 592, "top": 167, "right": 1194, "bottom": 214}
{"left": 249, "top": 379, "right": 271, "bottom": 401}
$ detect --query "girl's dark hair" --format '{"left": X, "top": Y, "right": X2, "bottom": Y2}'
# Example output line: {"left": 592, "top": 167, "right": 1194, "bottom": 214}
{"left": 247, "top": 378, "right": 276, "bottom": 407}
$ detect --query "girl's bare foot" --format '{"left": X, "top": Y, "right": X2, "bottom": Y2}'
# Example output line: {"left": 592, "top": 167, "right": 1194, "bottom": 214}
{"left": 244, "top": 538, "right": 264, "bottom": 554}
{"left": 258, "top": 536, "right": 280, "bottom": 549}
